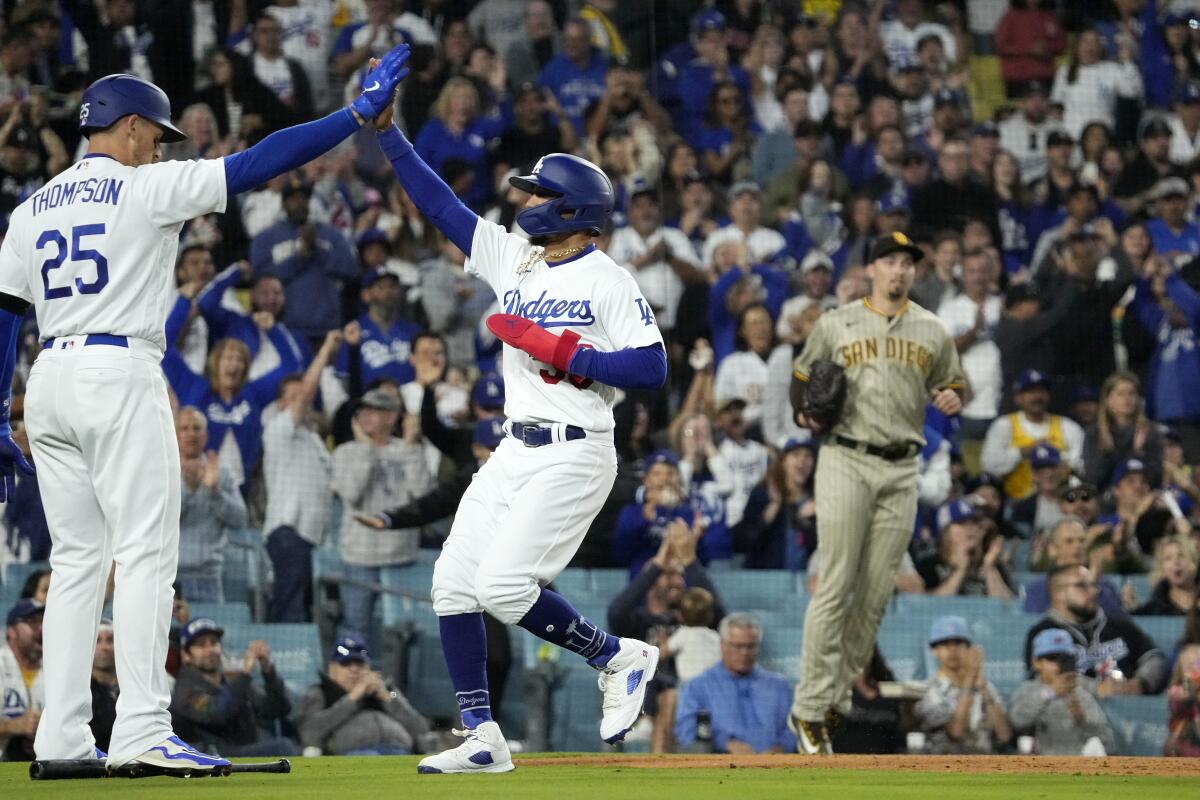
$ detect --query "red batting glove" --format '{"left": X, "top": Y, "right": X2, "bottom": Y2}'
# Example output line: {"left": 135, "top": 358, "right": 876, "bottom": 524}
{"left": 486, "top": 313, "right": 582, "bottom": 372}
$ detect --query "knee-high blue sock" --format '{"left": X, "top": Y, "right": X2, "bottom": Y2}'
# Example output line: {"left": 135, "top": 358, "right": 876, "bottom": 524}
{"left": 438, "top": 613, "right": 492, "bottom": 728}
{"left": 517, "top": 588, "right": 621, "bottom": 667}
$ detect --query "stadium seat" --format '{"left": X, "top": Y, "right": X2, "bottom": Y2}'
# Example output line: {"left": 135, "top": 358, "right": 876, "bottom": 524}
{"left": 759, "top": 624, "right": 804, "bottom": 680}
{"left": 1104, "top": 695, "right": 1170, "bottom": 756}
{"left": 1, "top": 561, "right": 49, "bottom": 596}
{"left": 188, "top": 601, "right": 251, "bottom": 625}
{"left": 219, "top": 622, "right": 322, "bottom": 696}
{"left": 1123, "top": 574, "right": 1153, "bottom": 607}
{"left": 1134, "top": 615, "right": 1186, "bottom": 654}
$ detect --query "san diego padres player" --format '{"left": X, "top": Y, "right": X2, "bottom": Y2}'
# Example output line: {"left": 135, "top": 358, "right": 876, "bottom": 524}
{"left": 0, "top": 49, "right": 410, "bottom": 773}
{"left": 369, "top": 90, "right": 666, "bottom": 774}
{"left": 788, "top": 232, "right": 965, "bottom": 754}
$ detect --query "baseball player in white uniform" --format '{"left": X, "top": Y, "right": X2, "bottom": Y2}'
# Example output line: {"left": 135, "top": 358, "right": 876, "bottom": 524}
{"left": 369, "top": 96, "right": 668, "bottom": 773}
{"left": 0, "top": 50, "right": 411, "bottom": 773}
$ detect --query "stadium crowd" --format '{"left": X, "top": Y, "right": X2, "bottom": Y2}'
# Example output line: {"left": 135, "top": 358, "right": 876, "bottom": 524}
{"left": 2, "top": 0, "right": 1200, "bottom": 761}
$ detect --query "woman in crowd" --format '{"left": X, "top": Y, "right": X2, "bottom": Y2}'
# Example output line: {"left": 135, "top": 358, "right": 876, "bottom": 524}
{"left": 692, "top": 80, "right": 759, "bottom": 185}
{"left": 1165, "top": 643, "right": 1200, "bottom": 756}
{"left": 990, "top": 149, "right": 1033, "bottom": 275}
{"left": 1051, "top": 27, "right": 1143, "bottom": 139}
{"left": 414, "top": 77, "right": 504, "bottom": 212}
{"left": 1135, "top": 536, "right": 1198, "bottom": 616}
{"left": 733, "top": 438, "right": 817, "bottom": 570}
{"left": 1082, "top": 371, "right": 1165, "bottom": 490}
{"left": 713, "top": 304, "right": 778, "bottom": 434}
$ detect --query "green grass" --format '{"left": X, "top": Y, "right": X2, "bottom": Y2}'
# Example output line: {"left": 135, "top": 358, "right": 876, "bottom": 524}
{"left": 3, "top": 756, "right": 1193, "bottom": 799}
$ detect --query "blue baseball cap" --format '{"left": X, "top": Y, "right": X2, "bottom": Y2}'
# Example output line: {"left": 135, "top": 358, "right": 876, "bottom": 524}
{"left": 472, "top": 372, "right": 505, "bottom": 410}
{"left": 1031, "top": 443, "right": 1061, "bottom": 470}
{"left": 928, "top": 615, "right": 972, "bottom": 647}
{"left": 6, "top": 598, "right": 44, "bottom": 627}
{"left": 933, "top": 88, "right": 960, "bottom": 108}
{"left": 936, "top": 499, "right": 979, "bottom": 534}
{"left": 1165, "top": 12, "right": 1188, "bottom": 26}
{"left": 356, "top": 228, "right": 390, "bottom": 250}
{"left": 361, "top": 267, "right": 400, "bottom": 289}
{"left": 1032, "top": 628, "right": 1076, "bottom": 660}
{"left": 972, "top": 121, "right": 1000, "bottom": 138}
{"left": 330, "top": 634, "right": 369, "bottom": 665}
{"left": 1013, "top": 368, "right": 1050, "bottom": 394}
{"left": 645, "top": 449, "right": 680, "bottom": 469}
{"left": 877, "top": 194, "right": 910, "bottom": 214}
{"left": 1110, "top": 457, "right": 1146, "bottom": 485}
{"left": 472, "top": 417, "right": 506, "bottom": 450}
{"left": 180, "top": 618, "right": 224, "bottom": 649}
{"left": 691, "top": 8, "right": 726, "bottom": 33}
{"left": 782, "top": 436, "right": 818, "bottom": 455}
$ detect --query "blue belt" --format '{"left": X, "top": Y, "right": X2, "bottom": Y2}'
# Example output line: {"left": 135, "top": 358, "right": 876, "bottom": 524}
{"left": 510, "top": 421, "right": 586, "bottom": 447}
{"left": 43, "top": 334, "right": 129, "bottom": 349}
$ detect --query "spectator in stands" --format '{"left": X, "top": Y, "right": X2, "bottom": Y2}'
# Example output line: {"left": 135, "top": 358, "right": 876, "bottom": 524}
{"left": 911, "top": 229, "right": 960, "bottom": 312}
{"left": 914, "top": 615, "right": 1013, "bottom": 754}
{"left": 1114, "top": 118, "right": 1182, "bottom": 217}
{"left": 995, "top": 1, "right": 1066, "bottom": 99}
{"left": 608, "top": 182, "right": 704, "bottom": 339}
{"left": 163, "top": 329, "right": 304, "bottom": 491}
{"left": 918, "top": 500, "right": 1015, "bottom": 599}
{"left": 1134, "top": 537, "right": 1197, "bottom": 616}
{"left": 1051, "top": 27, "right": 1142, "bottom": 140}
{"left": 707, "top": 241, "right": 789, "bottom": 365}
{"left": 331, "top": 388, "right": 433, "bottom": 639}
{"left": 240, "top": 12, "right": 314, "bottom": 121}
{"left": 195, "top": 261, "right": 312, "bottom": 381}
{"left": 661, "top": 587, "right": 721, "bottom": 686}
{"left": 713, "top": 304, "right": 777, "bottom": 432}
{"left": 701, "top": 182, "right": 785, "bottom": 270}
{"left": 1083, "top": 372, "right": 1165, "bottom": 491}
{"left": 614, "top": 450, "right": 713, "bottom": 574}
{"left": 1098, "top": 457, "right": 1181, "bottom": 569}
{"left": 0, "top": 599, "right": 42, "bottom": 760}
{"left": 538, "top": 18, "right": 607, "bottom": 134}
{"left": 414, "top": 77, "right": 504, "bottom": 212}
{"left": 336, "top": 269, "right": 422, "bottom": 390}
{"left": 1029, "top": 183, "right": 1108, "bottom": 275}
{"left": 504, "top": 0, "right": 560, "bottom": 90}
{"left": 1164, "top": 643, "right": 1200, "bottom": 756}
{"left": 982, "top": 369, "right": 1085, "bottom": 500}
{"left": 1147, "top": 177, "right": 1200, "bottom": 260}
{"left": 1167, "top": 82, "right": 1200, "bottom": 166}
{"left": 911, "top": 138, "right": 999, "bottom": 244}
{"left": 1023, "top": 516, "right": 1127, "bottom": 618}
{"left": 249, "top": 177, "right": 357, "bottom": 342}
{"left": 775, "top": 252, "right": 837, "bottom": 346}
{"left": 692, "top": 80, "right": 757, "bottom": 185}
{"left": 195, "top": 49, "right": 299, "bottom": 140}
{"left": 18, "top": 569, "right": 49, "bottom": 604}
{"left": 171, "top": 618, "right": 297, "bottom": 757}
{"left": 175, "top": 406, "right": 248, "bottom": 603}
{"left": 674, "top": 613, "right": 795, "bottom": 754}
{"left": 493, "top": 83, "right": 577, "bottom": 180}
{"left": 734, "top": 438, "right": 816, "bottom": 570}
{"left": 262, "top": 330, "right": 341, "bottom": 623}
{"left": 1006, "top": 444, "right": 1066, "bottom": 542}
{"left": 938, "top": 249, "right": 1003, "bottom": 450}
{"left": 420, "top": 236, "right": 493, "bottom": 372}
{"left": 89, "top": 620, "right": 117, "bottom": 754}
{"left": 0, "top": 28, "right": 31, "bottom": 115}
{"left": 998, "top": 81, "right": 1059, "bottom": 183}
{"left": 1010, "top": 628, "right": 1116, "bottom": 756}
{"left": 1024, "top": 564, "right": 1168, "bottom": 695}
{"left": 298, "top": 635, "right": 432, "bottom": 756}
{"left": 713, "top": 398, "right": 769, "bottom": 528}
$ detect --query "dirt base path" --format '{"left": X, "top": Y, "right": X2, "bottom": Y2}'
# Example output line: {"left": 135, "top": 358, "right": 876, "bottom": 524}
{"left": 517, "top": 753, "right": 1200, "bottom": 777}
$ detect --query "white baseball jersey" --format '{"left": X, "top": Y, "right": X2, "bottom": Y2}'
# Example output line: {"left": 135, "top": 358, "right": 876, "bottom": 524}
{"left": 466, "top": 218, "right": 664, "bottom": 432}
{"left": 0, "top": 154, "right": 227, "bottom": 348}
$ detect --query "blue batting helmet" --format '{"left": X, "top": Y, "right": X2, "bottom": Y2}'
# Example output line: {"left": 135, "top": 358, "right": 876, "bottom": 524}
{"left": 509, "top": 154, "right": 614, "bottom": 238}
{"left": 79, "top": 74, "right": 186, "bottom": 143}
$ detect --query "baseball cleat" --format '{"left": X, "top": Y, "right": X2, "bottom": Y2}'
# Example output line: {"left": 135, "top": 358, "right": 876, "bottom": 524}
{"left": 596, "top": 638, "right": 659, "bottom": 743}
{"left": 417, "top": 721, "right": 515, "bottom": 774}
{"left": 789, "top": 714, "right": 833, "bottom": 755}
{"left": 119, "top": 735, "right": 231, "bottom": 774}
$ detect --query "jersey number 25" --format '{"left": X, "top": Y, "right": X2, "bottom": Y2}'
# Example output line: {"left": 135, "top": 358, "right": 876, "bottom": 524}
{"left": 38, "top": 224, "right": 109, "bottom": 300}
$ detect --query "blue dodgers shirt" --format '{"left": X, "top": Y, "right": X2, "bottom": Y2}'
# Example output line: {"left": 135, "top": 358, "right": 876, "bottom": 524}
{"left": 538, "top": 50, "right": 608, "bottom": 132}
{"left": 336, "top": 313, "right": 423, "bottom": 386}
{"left": 1146, "top": 218, "right": 1200, "bottom": 259}
{"left": 413, "top": 116, "right": 506, "bottom": 212}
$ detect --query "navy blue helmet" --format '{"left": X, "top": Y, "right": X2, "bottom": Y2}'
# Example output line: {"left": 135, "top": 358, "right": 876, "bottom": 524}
{"left": 509, "top": 154, "right": 614, "bottom": 238}
{"left": 79, "top": 74, "right": 186, "bottom": 143}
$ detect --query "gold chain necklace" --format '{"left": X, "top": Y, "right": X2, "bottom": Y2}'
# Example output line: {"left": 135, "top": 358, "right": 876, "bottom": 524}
{"left": 516, "top": 243, "right": 589, "bottom": 275}
{"left": 543, "top": 243, "right": 589, "bottom": 261}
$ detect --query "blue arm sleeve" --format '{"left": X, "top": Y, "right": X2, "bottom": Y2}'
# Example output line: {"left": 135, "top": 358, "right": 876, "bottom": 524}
{"left": 0, "top": 310, "right": 21, "bottom": 431}
{"left": 223, "top": 108, "right": 360, "bottom": 196}
{"left": 164, "top": 295, "right": 192, "bottom": 348}
{"left": 376, "top": 125, "right": 479, "bottom": 255}
{"left": 1130, "top": 279, "right": 1166, "bottom": 334}
{"left": 1166, "top": 273, "right": 1200, "bottom": 328}
{"left": 195, "top": 265, "right": 244, "bottom": 338}
{"left": 568, "top": 343, "right": 667, "bottom": 391}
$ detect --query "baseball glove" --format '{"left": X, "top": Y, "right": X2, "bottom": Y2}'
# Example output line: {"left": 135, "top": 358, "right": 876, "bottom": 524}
{"left": 799, "top": 358, "right": 846, "bottom": 431}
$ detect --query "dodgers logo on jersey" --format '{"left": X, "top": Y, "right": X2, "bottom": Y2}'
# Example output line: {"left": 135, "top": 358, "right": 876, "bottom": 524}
{"left": 634, "top": 299, "right": 656, "bottom": 327}
{"left": 502, "top": 289, "right": 595, "bottom": 328}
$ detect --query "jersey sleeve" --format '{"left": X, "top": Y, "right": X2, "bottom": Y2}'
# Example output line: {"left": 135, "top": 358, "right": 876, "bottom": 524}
{"left": 131, "top": 158, "right": 228, "bottom": 229}
{"left": 595, "top": 270, "right": 665, "bottom": 351}
{"left": 464, "top": 218, "right": 532, "bottom": 294}
{"left": 0, "top": 219, "right": 32, "bottom": 303}
{"left": 792, "top": 313, "right": 835, "bottom": 380}
{"left": 928, "top": 322, "right": 966, "bottom": 392}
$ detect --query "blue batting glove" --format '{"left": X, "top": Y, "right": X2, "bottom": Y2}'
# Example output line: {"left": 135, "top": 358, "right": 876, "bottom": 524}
{"left": 350, "top": 43, "right": 411, "bottom": 120}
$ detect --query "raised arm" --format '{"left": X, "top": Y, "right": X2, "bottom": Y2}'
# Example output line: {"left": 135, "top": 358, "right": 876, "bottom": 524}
{"left": 196, "top": 262, "right": 250, "bottom": 338}
{"left": 222, "top": 44, "right": 411, "bottom": 196}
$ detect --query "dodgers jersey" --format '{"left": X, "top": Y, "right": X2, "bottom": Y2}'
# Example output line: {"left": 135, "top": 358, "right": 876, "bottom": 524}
{"left": 0, "top": 154, "right": 228, "bottom": 349}
{"left": 467, "top": 219, "right": 664, "bottom": 432}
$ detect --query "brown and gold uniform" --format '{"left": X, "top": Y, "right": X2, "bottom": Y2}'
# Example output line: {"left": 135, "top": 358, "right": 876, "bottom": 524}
{"left": 791, "top": 297, "right": 965, "bottom": 723}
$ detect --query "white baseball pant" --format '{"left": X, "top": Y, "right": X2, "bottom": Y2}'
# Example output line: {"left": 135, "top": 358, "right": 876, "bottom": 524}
{"left": 432, "top": 428, "right": 617, "bottom": 624}
{"left": 25, "top": 336, "right": 180, "bottom": 766}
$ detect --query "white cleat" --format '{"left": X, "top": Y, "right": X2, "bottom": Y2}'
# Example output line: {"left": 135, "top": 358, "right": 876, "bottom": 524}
{"left": 120, "top": 735, "right": 231, "bottom": 774}
{"left": 416, "top": 721, "right": 515, "bottom": 774}
{"left": 596, "top": 638, "right": 659, "bottom": 743}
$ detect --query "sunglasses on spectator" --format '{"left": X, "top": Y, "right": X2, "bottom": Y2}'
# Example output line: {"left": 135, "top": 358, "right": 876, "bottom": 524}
{"left": 1061, "top": 490, "right": 1093, "bottom": 503}
{"left": 1065, "top": 581, "right": 1099, "bottom": 591}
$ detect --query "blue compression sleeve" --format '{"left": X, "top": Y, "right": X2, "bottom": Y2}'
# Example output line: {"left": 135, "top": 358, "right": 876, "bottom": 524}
{"left": 376, "top": 125, "right": 478, "bottom": 255}
{"left": 223, "top": 108, "right": 361, "bottom": 196}
{"left": 0, "top": 309, "right": 22, "bottom": 431}
{"left": 568, "top": 343, "right": 667, "bottom": 391}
